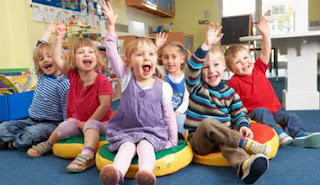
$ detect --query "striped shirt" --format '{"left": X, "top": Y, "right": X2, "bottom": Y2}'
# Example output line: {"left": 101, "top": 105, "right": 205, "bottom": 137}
{"left": 29, "top": 73, "right": 69, "bottom": 121}
{"left": 185, "top": 47, "right": 250, "bottom": 132}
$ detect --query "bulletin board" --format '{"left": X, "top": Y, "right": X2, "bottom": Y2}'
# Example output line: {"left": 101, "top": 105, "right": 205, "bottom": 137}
{"left": 221, "top": 14, "right": 252, "bottom": 46}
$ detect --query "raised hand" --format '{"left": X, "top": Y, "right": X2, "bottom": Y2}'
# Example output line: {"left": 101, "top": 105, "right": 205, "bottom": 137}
{"left": 257, "top": 16, "right": 270, "bottom": 37}
{"left": 46, "top": 22, "right": 59, "bottom": 34}
{"left": 202, "top": 24, "right": 223, "bottom": 50}
{"left": 101, "top": 0, "right": 118, "bottom": 27}
{"left": 55, "top": 23, "right": 66, "bottom": 37}
{"left": 155, "top": 32, "right": 168, "bottom": 50}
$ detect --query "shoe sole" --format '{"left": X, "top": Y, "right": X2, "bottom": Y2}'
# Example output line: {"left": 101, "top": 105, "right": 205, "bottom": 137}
{"left": 100, "top": 165, "right": 120, "bottom": 185}
{"left": 136, "top": 170, "right": 156, "bottom": 185}
{"left": 280, "top": 138, "right": 293, "bottom": 147}
{"left": 293, "top": 133, "right": 320, "bottom": 148}
{"left": 242, "top": 154, "right": 269, "bottom": 184}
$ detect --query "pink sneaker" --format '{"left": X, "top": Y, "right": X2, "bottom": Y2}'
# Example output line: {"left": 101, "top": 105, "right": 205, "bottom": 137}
{"left": 135, "top": 170, "right": 156, "bottom": 185}
{"left": 100, "top": 164, "right": 123, "bottom": 185}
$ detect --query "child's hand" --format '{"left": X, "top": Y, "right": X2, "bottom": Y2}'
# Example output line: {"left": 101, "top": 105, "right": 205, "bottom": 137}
{"left": 202, "top": 24, "right": 224, "bottom": 50}
{"left": 239, "top": 127, "right": 254, "bottom": 139}
{"left": 56, "top": 23, "right": 66, "bottom": 37}
{"left": 257, "top": 16, "right": 270, "bottom": 37}
{"left": 101, "top": 1, "right": 118, "bottom": 27}
{"left": 46, "top": 22, "right": 59, "bottom": 34}
{"left": 155, "top": 32, "right": 168, "bottom": 50}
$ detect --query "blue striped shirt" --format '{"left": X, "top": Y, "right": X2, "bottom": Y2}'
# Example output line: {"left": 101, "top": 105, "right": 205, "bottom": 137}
{"left": 29, "top": 73, "right": 69, "bottom": 121}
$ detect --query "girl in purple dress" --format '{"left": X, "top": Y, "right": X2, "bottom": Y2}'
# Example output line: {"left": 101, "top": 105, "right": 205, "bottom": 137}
{"left": 100, "top": 2, "right": 177, "bottom": 185}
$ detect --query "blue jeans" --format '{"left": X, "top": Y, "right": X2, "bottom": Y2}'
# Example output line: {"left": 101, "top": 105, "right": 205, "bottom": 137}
{"left": 249, "top": 108, "right": 305, "bottom": 138}
{"left": 0, "top": 117, "right": 58, "bottom": 150}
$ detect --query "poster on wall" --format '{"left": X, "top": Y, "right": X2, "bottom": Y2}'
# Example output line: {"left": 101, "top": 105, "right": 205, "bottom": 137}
{"left": 31, "top": 0, "right": 104, "bottom": 27}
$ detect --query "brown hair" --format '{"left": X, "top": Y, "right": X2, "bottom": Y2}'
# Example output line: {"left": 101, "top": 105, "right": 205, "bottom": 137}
{"left": 68, "top": 37, "right": 105, "bottom": 70}
{"left": 158, "top": 41, "right": 190, "bottom": 70}
{"left": 224, "top": 45, "right": 249, "bottom": 69}
{"left": 124, "top": 37, "right": 164, "bottom": 79}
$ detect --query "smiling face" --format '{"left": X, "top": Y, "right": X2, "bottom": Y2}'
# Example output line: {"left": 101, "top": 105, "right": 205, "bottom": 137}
{"left": 74, "top": 46, "right": 97, "bottom": 72}
{"left": 34, "top": 45, "right": 60, "bottom": 76}
{"left": 229, "top": 49, "right": 254, "bottom": 76}
{"left": 201, "top": 48, "right": 225, "bottom": 87}
{"left": 161, "top": 45, "right": 185, "bottom": 76}
{"left": 127, "top": 41, "right": 158, "bottom": 82}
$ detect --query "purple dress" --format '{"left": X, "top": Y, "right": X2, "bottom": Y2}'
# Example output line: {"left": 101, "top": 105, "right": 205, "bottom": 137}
{"left": 106, "top": 77, "right": 169, "bottom": 152}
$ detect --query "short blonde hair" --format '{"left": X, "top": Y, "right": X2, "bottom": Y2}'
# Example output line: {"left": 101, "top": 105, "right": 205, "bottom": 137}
{"left": 125, "top": 37, "right": 164, "bottom": 79}
{"left": 68, "top": 37, "right": 105, "bottom": 70}
{"left": 225, "top": 45, "right": 249, "bottom": 69}
{"left": 33, "top": 43, "right": 52, "bottom": 75}
{"left": 205, "top": 46, "right": 225, "bottom": 66}
{"left": 158, "top": 41, "right": 190, "bottom": 70}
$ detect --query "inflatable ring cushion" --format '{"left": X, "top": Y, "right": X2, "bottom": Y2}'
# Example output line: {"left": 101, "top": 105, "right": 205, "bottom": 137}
{"left": 53, "top": 136, "right": 107, "bottom": 159}
{"left": 96, "top": 140, "right": 193, "bottom": 178}
{"left": 193, "top": 121, "right": 279, "bottom": 166}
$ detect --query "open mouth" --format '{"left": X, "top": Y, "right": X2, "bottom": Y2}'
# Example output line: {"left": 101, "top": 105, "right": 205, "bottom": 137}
{"left": 142, "top": 64, "right": 152, "bottom": 73}
{"left": 44, "top": 63, "right": 53, "bottom": 70}
{"left": 82, "top": 59, "right": 92, "bottom": 67}
{"left": 208, "top": 74, "right": 218, "bottom": 82}
{"left": 242, "top": 64, "right": 251, "bottom": 71}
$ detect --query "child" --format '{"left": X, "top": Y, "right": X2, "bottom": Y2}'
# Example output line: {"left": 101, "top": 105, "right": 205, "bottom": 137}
{"left": 185, "top": 23, "right": 270, "bottom": 184}
{"left": 226, "top": 16, "right": 320, "bottom": 148}
{"left": 26, "top": 22, "right": 113, "bottom": 173}
{"left": 156, "top": 34, "right": 189, "bottom": 136}
{"left": 99, "top": 1, "right": 177, "bottom": 185}
{"left": 0, "top": 23, "right": 69, "bottom": 150}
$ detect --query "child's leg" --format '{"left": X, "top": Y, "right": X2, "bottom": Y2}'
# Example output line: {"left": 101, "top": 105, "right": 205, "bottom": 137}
{"left": 15, "top": 122, "right": 57, "bottom": 150}
{"left": 66, "top": 119, "right": 106, "bottom": 172}
{"left": 250, "top": 108, "right": 293, "bottom": 147}
{"left": 0, "top": 119, "right": 29, "bottom": 149}
{"left": 189, "top": 118, "right": 270, "bottom": 156}
{"left": 249, "top": 108, "right": 284, "bottom": 134}
{"left": 135, "top": 139, "right": 156, "bottom": 185}
{"left": 100, "top": 142, "right": 136, "bottom": 185}
{"left": 275, "top": 109, "right": 320, "bottom": 148}
{"left": 27, "top": 118, "right": 80, "bottom": 157}
{"left": 176, "top": 114, "right": 187, "bottom": 137}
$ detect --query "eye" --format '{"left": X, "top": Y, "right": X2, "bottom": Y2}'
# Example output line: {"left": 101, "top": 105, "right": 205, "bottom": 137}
{"left": 214, "top": 63, "right": 219, "bottom": 67}
{"left": 77, "top": 51, "right": 84, "bottom": 54}
{"left": 149, "top": 52, "right": 155, "bottom": 56}
{"left": 136, "top": 52, "right": 143, "bottom": 56}
{"left": 235, "top": 61, "right": 240, "bottom": 64}
{"left": 244, "top": 56, "right": 248, "bottom": 60}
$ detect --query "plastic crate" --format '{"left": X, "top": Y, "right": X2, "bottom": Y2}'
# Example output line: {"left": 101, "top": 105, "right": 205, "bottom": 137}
{"left": 0, "top": 91, "right": 34, "bottom": 122}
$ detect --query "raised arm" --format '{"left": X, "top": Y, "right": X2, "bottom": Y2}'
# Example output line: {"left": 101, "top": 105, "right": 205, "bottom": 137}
{"left": 101, "top": 1, "right": 127, "bottom": 79}
{"left": 40, "top": 22, "right": 59, "bottom": 43}
{"left": 52, "top": 23, "right": 69, "bottom": 75}
{"left": 258, "top": 16, "right": 271, "bottom": 65}
{"left": 186, "top": 24, "right": 223, "bottom": 92}
{"left": 155, "top": 32, "right": 168, "bottom": 50}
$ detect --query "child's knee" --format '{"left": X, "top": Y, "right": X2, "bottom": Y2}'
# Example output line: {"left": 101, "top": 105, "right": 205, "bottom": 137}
{"left": 82, "top": 119, "right": 106, "bottom": 134}
{"left": 57, "top": 118, "right": 80, "bottom": 139}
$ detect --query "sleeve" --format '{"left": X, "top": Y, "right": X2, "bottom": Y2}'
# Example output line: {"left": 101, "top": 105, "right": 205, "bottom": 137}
{"left": 229, "top": 89, "right": 251, "bottom": 131}
{"left": 255, "top": 58, "right": 269, "bottom": 74}
{"left": 162, "top": 82, "right": 178, "bottom": 148}
{"left": 175, "top": 86, "right": 189, "bottom": 114}
{"left": 105, "top": 32, "right": 127, "bottom": 79}
{"left": 58, "top": 78, "right": 70, "bottom": 120}
{"left": 185, "top": 46, "right": 208, "bottom": 93}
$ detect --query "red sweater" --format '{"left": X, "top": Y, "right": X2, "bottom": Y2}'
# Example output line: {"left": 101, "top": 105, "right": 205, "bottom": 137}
{"left": 228, "top": 58, "right": 282, "bottom": 114}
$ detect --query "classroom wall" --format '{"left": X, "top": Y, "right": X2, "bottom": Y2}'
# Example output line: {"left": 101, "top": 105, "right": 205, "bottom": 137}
{"left": 309, "top": 0, "right": 320, "bottom": 21}
{"left": 165, "top": 0, "right": 216, "bottom": 49}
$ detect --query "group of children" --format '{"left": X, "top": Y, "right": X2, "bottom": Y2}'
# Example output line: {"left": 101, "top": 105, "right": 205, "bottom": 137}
{"left": 1, "top": 1, "right": 320, "bottom": 185}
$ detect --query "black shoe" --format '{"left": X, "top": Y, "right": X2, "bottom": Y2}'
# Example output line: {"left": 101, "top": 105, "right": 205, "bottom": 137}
{"left": 0, "top": 138, "right": 9, "bottom": 150}
{"left": 238, "top": 154, "right": 269, "bottom": 184}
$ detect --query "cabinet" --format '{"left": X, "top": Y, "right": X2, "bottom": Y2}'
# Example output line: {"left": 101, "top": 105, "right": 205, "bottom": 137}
{"left": 125, "top": 0, "right": 175, "bottom": 17}
{"left": 150, "top": 32, "right": 194, "bottom": 52}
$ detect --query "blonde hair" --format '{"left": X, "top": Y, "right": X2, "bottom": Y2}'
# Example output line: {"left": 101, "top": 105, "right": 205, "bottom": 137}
{"left": 33, "top": 43, "right": 53, "bottom": 75}
{"left": 125, "top": 37, "right": 164, "bottom": 79}
{"left": 205, "top": 46, "right": 225, "bottom": 66}
{"left": 224, "top": 45, "right": 249, "bottom": 69}
{"left": 68, "top": 37, "right": 105, "bottom": 70}
{"left": 158, "top": 41, "right": 190, "bottom": 70}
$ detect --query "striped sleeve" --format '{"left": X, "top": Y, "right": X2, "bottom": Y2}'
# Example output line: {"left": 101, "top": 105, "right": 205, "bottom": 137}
{"left": 58, "top": 77, "right": 70, "bottom": 120}
{"left": 186, "top": 46, "right": 208, "bottom": 93}
{"left": 229, "top": 89, "right": 250, "bottom": 130}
